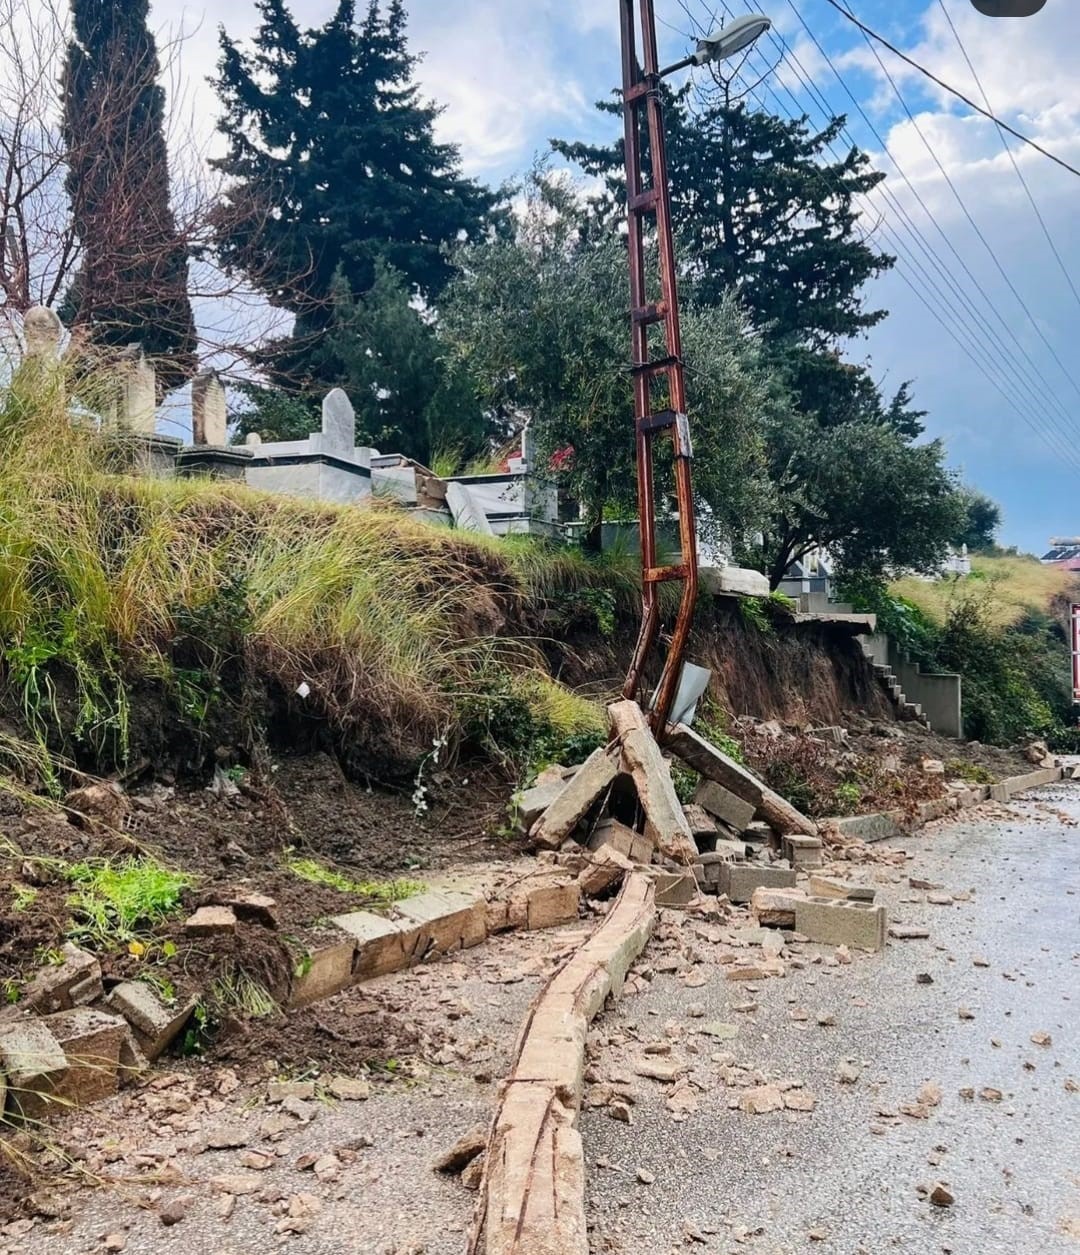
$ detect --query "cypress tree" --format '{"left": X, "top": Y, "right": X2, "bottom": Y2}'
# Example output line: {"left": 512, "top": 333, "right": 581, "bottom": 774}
{"left": 211, "top": 0, "right": 495, "bottom": 406}
{"left": 61, "top": 0, "right": 197, "bottom": 396}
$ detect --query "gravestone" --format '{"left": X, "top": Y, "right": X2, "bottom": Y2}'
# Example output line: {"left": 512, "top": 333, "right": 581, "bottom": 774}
{"left": 321, "top": 388, "right": 355, "bottom": 452}
{"left": 191, "top": 369, "right": 228, "bottom": 445}
{"left": 116, "top": 345, "right": 156, "bottom": 434}
{"left": 23, "top": 306, "right": 62, "bottom": 360}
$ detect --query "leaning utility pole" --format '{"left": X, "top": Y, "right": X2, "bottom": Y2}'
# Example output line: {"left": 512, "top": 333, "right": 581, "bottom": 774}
{"left": 618, "top": 0, "right": 697, "bottom": 735}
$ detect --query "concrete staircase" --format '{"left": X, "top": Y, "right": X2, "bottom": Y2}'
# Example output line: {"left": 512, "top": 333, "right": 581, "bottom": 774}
{"left": 861, "top": 644, "right": 933, "bottom": 730}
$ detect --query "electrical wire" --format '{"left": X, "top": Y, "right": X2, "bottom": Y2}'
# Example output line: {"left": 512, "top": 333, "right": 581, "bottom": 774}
{"left": 699, "top": 0, "right": 1080, "bottom": 472}
{"left": 820, "top": 0, "right": 1080, "bottom": 180}
{"left": 935, "top": 0, "right": 1080, "bottom": 318}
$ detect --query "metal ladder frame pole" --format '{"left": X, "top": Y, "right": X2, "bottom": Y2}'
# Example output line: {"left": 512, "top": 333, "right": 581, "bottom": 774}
{"left": 618, "top": 0, "right": 699, "bottom": 735}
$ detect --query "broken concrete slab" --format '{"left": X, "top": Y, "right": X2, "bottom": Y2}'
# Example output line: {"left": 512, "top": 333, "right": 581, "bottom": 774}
{"left": 828, "top": 811, "right": 906, "bottom": 844}
{"left": 21, "top": 942, "right": 102, "bottom": 1014}
{"left": 681, "top": 804, "right": 717, "bottom": 841}
{"left": 474, "top": 874, "right": 655, "bottom": 1255}
{"left": 609, "top": 701, "right": 697, "bottom": 865}
{"left": 106, "top": 981, "right": 200, "bottom": 1062}
{"left": 751, "top": 886, "right": 809, "bottom": 928}
{"left": 694, "top": 779, "right": 756, "bottom": 833}
{"left": 0, "top": 1017, "right": 68, "bottom": 1120}
{"left": 43, "top": 1008, "right": 127, "bottom": 1106}
{"left": 808, "top": 874, "right": 875, "bottom": 902}
{"left": 578, "top": 846, "right": 633, "bottom": 899}
{"left": 514, "top": 779, "right": 566, "bottom": 832}
{"left": 720, "top": 862, "right": 797, "bottom": 904}
{"left": 529, "top": 747, "right": 619, "bottom": 850}
{"left": 333, "top": 911, "right": 411, "bottom": 981}
{"left": 665, "top": 722, "right": 818, "bottom": 837}
{"left": 794, "top": 896, "right": 887, "bottom": 952}
{"left": 990, "top": 766, "right": 1063, "bottom": 801}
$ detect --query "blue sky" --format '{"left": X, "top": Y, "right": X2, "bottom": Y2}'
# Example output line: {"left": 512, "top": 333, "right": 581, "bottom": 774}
{"left": 159, "top": 0, "right": 1080, "bottom": 556}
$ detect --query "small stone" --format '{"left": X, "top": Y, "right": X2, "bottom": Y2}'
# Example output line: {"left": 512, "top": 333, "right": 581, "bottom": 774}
{"left": 929, "top": 1182, "right": 955, "bottom": 1207}
{"left": 433, "top": 1127, "right": 487, "bottom": 1174}
{"left": 636, "top": 1167, "right": 655, "bottom": 1185}
{"left": 160, "top": 1196, "right": 192, "bottom": 1226}
{"left": 979, "top": 1087, "right": 1003, "bottom": 1102}
{"left": 926, "top": 892, "right": 954, "bottom": 906}
{"left": 698, "top": 1022, "right": 738, "bottom": 1041}
{"left": 918, "top": 1081, "right": 943, "bottom": 1108}
{"left": 958, "top": 1007, "right": 975, "bottom": 1020}
{"left": 210, "top": 1173, "right": 263, "bottom": 1195}
{"left": 973, "top": 955, "right": 990, "bottom": 968}
{"left": 740, "top": 1084, "right": 784, "bottom": 1115}
{"left": 327, "top": 1075, "right": 371, "bottom": 1101}
{"left": 267, "top": 1080, "right": 315, "bottom": 1103}
{"left": 835, "top": 1062, "right": 860, "bottom": 1085}
{"left": 103, "top": 1235, "right": 127, "bottom": 1252}
{"left": 784, "top": 1089, "right": 816, "bottom": 1112}
{"left": 916, "top": 973, "right": 934, "bottom": 985}
{"left": 815, "top": 1013, "right": 836, "bottom": 1027}
{"left": 607, "top": 1100, "right": 633, "bottom": 1124}
{"left": 183, "top": 905, "right": 237, "bottom": 936}
{"left": 1031, "top": 1031, "right": 1052, "bottom": 1047}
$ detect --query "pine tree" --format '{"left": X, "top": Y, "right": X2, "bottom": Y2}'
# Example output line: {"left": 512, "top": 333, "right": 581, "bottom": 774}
{"left": 61, "top": 0, "right": 197, "bottom": 395}
{"left": 212, "top": 0, "right": 496, "bottom": 407}
{"left": 554, "top": 84, "right": 892, "bottom": 349}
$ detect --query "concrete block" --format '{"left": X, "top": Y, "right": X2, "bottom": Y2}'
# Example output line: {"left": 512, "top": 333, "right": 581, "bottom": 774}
{"left": 514, "top": 779, "right": 565, "bottom": 831}
{"left": 808, "top": 874, "right": 875, "bottom": 902}
{"left": 991, "top": 766, "right": 1062, "bottom": 802}
{"left": 106, "top": 981, "right": 199, "bottom": 1062}
{"left": 508, "top": 878, "right": 582, "bottom": 931}
{"left": 578, "top": 846, "right": 633, "bottom": 898}
{"left": 333, "top": 911, "right": 410, "bottom": 981}
{"left": 751, "top": 886, "right": 808, "bottom": 927}
{"left": 694, "top": 779, "right": 756, "bottom": 833}
{"left": 22, "top": 943, "right": 103, "bottom": 1014}
{"left": 829, "top": 811, "right": 906, "bottom": 843}
{"left": 781, "top": 833, "right": 824, "bottom": 868}
{"left": 0, "top": 1018, "right": 68, "bottom": 1120}
{"left": 529, "top": 748, "right": 618, "bottom": 849}
{"left": 393, "top": 889, "right": 487, "bottom": 956}
{"left": 43, "top": 1008, "right": 127, "bottom": 1106}
{"left": 721, "top": 863, "right": 797, "bottom": 904}
{"left": 794, "top": 896, "right": 886, "bottom": 953}
{"left": 651, "top": 872, "right": 698, "bottom": 907}
{"left": 681, "top": 803, "right": 717, "bottom": 840}
{"left": 588, "top": 817, "right": 653, "bottom": 866}
{"left": 288, "top": 935, "right": 357, "bottom": 1009}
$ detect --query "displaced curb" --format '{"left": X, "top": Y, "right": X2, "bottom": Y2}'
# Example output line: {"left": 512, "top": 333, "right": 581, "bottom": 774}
{"left": 467, "top": 872, "right": 656, "bottom": 1255}
{"left": 824, "top": 766, "right": 1065, "bottom": 843}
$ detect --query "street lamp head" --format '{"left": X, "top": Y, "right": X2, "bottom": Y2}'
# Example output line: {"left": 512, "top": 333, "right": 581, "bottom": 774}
{"left": 694, "top": 14, "right": 772, "bottom": 66}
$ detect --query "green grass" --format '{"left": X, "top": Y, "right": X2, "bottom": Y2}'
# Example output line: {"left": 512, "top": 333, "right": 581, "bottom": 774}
{"left": 0, "top": 367, "right": 634, "bottom": 774}
{"left": 64, "top": 857, "right": 192, "bottom": 947}
{"left": 285, "top": 855, "right": 423, "bottom": 906}
{"left": 892, "top": 555, "right": 1077, "bottom": 630}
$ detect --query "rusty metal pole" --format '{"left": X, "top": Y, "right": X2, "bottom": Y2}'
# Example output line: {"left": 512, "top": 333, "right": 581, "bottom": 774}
{"left": 619, "top": 0, "right": 699, "bottom": 737}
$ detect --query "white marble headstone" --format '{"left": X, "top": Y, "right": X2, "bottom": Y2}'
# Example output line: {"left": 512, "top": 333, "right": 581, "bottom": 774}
{"left": 321, "top": 388, "right": 355, "bottom": 453}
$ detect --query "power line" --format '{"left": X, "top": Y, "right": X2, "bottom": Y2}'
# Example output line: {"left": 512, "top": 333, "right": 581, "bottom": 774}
{"left": 702, "top": 0, "right": 1080, "bottom": 472}
{"left": 759, "top": 0, "right": 1080, "bottom": 463}
{"left": 821, "top": 0, "right": 1080, "bottom": 180}
{"left": 935, "top": 0, "right": 1080, "bottom": 318}
{"left": 847, "top": 3, "right": 1080, "bottom": 415}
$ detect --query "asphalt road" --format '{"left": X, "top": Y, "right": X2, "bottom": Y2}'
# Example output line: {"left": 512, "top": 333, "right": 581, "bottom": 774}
{"left": 581, "top": 783, "right": 1080, "bottom": 1255}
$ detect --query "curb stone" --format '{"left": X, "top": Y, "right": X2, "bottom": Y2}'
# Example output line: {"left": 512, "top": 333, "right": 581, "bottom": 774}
{"left": 468, "top": 872, "right": 656, "bottom": 1255}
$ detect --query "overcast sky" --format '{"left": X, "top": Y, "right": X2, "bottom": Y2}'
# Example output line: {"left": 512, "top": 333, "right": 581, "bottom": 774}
{"left": 155, "top": 0, "right": 1080, "bottom": 557}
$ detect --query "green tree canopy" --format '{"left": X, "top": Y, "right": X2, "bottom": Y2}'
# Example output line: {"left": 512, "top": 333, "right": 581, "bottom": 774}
{"left": 954, "top": 487, "right": 1002, "bottom": 552}
{"left": 61, "top": 0, "right": 196, "bottom": 395}
{"left": 554, "top": 85, "right": 893, "bottom": 350}
{"left": 211, "top": 0, "right": 496, "bottom": 414}
{"left": 440, "top": 175, "right": 768, "bottom": 547}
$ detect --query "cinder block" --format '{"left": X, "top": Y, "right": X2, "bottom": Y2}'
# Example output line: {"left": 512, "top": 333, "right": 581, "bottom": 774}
{"left": 751, "top": 886, "right": 808, "bottom": 927}
{"left": 694, "top": 780, "right": 756, "bottom": 833}
{"left": 794, "top": 896, "right": 886, "bottom": 952}
{"left": 829, "top": 811, "right": 905, "bottom": 843}
{"left": 808, "top": 874, "right": 875, "bottom": 902}
{"left": 781, "top": 833, "right": 824, "bottom": 868}
{"left": 721, "top": 863, "right": 797, "bottom": 904}
{"left": 22, "top": 943, "right": 103, "bottom": 1014}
